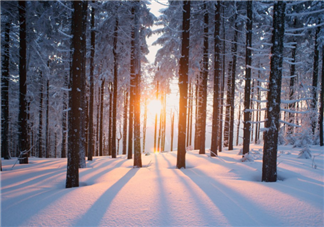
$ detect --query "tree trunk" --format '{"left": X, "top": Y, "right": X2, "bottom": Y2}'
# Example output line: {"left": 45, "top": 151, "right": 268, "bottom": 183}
{"left": 88, "top": 1, "right": 96, "bottom": 161}
{"left": 319, "top": 45, "right": 324, "bottom": 146}
{"left": 154, "top": 81, "right": 159, "bottom": 152}
{"left": 171, "top": 110, "right": 174, "bottom": 151}
{"left": 236, "top": 92, "right": 241, "bottom": 146}
{"left": 199, "top": 1, "right": 209, "bottom": 155}
{"left": 311, "top": 20, "right": 320, "bottom": 135}
{"left": 108, "top": 83, "right": 113, "bottom": 156}
{"left": 242, "top": 1, "right": 253, "bottom": 156}
{"left": 99, "top": 79, "right": 105, "bottom": 156}
{"left": 1, "top": 21, "right": 10, "bottom": 159}
{"left": 66, "top": 1, "right": 84, "bottom": 188}
{"left": 143, "top": 97, "right": 147, "bottom": 153}
{"left": 123, "top": 91, "right": 128, "bottom": 155}
{"left": 177, "top": 0, "right": 190, "bottom": 169}
{"left": 18, "top": 1, "right": 28, "bottom": 164}
{"left": 46, "top": 78, "right": 49, "bottom": 158}
{"left": 262, "top": 1, "right": 286, "bottom": 182}
{"left": 224, "top": 61, "right": 232, "bottom": 147}
{"left": 38, "top": 72, "right": 43, "bottom": 158}
{"left": 211, "top": 1, "right": 221, "bottom": 157}
{"left": 61, "top": 72, "right": 68, "bottom": 158}
{"left": 112, "top": 15, "right": 118, "bottom": 158}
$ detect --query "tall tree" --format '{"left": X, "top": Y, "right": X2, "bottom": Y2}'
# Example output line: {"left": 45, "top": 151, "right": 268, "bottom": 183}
{"left": 211, "top": 1, "right": 221, "bottom": 157}
{"left": 122, "top": 91, "right": 128, "bottom": 155}
{"left": 45, "top": 78, "right": 50, "bottom": 158}
{"left": 262, "top": 1, "right": 286, "bottom": 182}
{"left": 319, "top": 45, "right": 324, "bottom": 146}
{"left": 133, "top": 1, "right": 142, "bottom": 167}
{"left": 18, "top": 1, "right": 28, "bottom": 164}
{"left": 1, "top": 20, "right": 11, "bottom": 159}
{"left": 177, "top": 0, "right": 190, "bottom": 169}
{"left": 61, "top": 71, "right": 68, "bottom": 158}
{"left": 242, "top": 1, "right": 253, "bottom": 156}
{"left": 66, "top": 1, "right": 83, "bottom": 188}
{"left": 112, "top": 14, "right": 119, "bottom": 159}
{"left": 88, "top": 0, "right": 96, "bottom": 161}
{"left": 38, "top": 72, "right": 44, "bottom": 158}
{"left": 99, "top": 79, "right": 105, "bottom": 156}
{"left": 199, "top": 1, "right": 209, "bottom": 155}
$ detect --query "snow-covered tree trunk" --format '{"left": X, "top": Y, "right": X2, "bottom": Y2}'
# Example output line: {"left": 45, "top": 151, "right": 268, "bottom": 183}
{"left": 18, "top": 0, "right": 28, "bottom": 164}
{"left": 211, "top": 1, "right": 221, "bottom": 157}
{"left": 1, "top": 20, "right": 11, "bottom": 159}
{"left": 66, "top": 1, "right": 83, "bottom": 188}
{"left": 242, "top": 0, "right": 253, "bottom": 156}
{"left": 262, "top": 1, "right": 286, "bottom": 182}
{"left": 177, "top": 0, "right": 190, "bottom": 169}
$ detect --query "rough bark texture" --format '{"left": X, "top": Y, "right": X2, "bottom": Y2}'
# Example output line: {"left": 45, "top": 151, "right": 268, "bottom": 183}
{"left": 66, "top": 1, "right": 83, "bottom": 188}
{"left": 38, "top": 72, "right": 43, "bottom": 158}
{"left": 88, "top": 1, "right": 96, "bottom": 161}
{"left": 262, "top": 1, "right": 286, "bottom": 182}
{"left": 211, "top": 2, "right": 221, "bottom": 157}
{"left": 112, "top": 15, "right": 118, "bottom": 159}
{"left": 18, "top": 1, "right": 28, "bottom": 164}
{"left": 199, "top": 2, "right": 209, "bottom": 155}
{"left": 177, "top": 0, "right": 190, "bottom": 169}
{"left": 1, "top": 21, "right": 11, "bottom": 159}
{"left": 99, "top": 79, "right": 105, "bottom": 156}
{"left": 242, "top": 1, "right": 253, "bottom": 156}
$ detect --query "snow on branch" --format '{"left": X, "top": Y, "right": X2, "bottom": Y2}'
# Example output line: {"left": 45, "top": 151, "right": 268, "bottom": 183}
{"left": 286, "top": 8, "right": 324, "bottom": 17}
{"left": 57, "top": 0, "right": 74, "bottom": 12}
{"left": 279, "top": 120, "right": 301, "bottom": 128}
{"left": 286, "top": 22, "right": 324, "bottom": 32}
{"left": 281, "top": 97, "right": 313, "bottom": 104}
{"left": 280, "top": 108, "right": 311, "bottom": 114}
{"left": 58, "top": 29, "right": 73, "bottom": 39}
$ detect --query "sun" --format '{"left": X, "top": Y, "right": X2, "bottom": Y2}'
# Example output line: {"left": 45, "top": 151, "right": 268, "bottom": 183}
{"left": 147, "top": 99, "right": 163, "bottom": 115}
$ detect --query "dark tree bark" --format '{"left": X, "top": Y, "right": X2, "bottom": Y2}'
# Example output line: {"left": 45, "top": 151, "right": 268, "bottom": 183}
{"left": 108, "top": 83, "right": 113, "bottom": 156}
{"left": 66, "top": 1, "right": 83, "bottom": 188}
{"left": 177, "top": 0, "right": 190, "bottom": 169}
{"left": 224, "top": 61, "right": 232, "bottom": 147}
{"left": 88, "top": 0, "right": 96, "bottom": 161}
{"left": 122, "top": 91, "right": 128, "bottom": 155}
{"left": 99, "top": 79, "right": 105, "bottom": 156}
{"left": 194, "top": 75, "right": 199, "bottom": 150}
{"left": 262, "top": 1, "right": 286, "bottom": 182}
{"left": 211, "top": 1, "right": 221, "bottom": 157}
{"left": 112, "top": 15, "right": 119, "bottom": 159}
{"left": 319, "top": 45, "right": 324, "bottom": 146}
{"left": 199, "top": 1, "right": 209, "bottom": 155}
{"left": 236, "top": 92, "right": 241, "bottom": 146}
{"left": 242, "top": 1, "right": 253, "bottom": 156}
{"left": 18, "top": 1, "right": 28, "bottom": 164}
{"left": 1, "top": 21, "right": 11, "bottom": 159}
{"left": 38, "top": 72, "right": 43, "bottom": 158}
{"left": 61, "top": 72, "right": 68, "bottom": 158}
{"left": 311, "top": 20, "right": 320, "bottom": 135}
{"left": 229, "top": 14, "right": 239, "bottom": 151}
{"left": 45, "top": 78, "right": 49, "bottom": 158}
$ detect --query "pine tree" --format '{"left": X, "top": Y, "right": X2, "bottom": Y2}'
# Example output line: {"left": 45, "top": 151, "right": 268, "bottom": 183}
{"left": 177, "top": 0, "right": 190, "bottom": 169}
{"left": 262, "top": 1, "right": 286, "bottom": 182}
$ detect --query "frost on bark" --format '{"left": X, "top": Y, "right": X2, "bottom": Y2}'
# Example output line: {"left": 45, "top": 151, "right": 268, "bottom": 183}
{"left": 211, "top": 2, "right": 221, "bottom": 157}
{"left": 262, "top": 1, "right": 286, "bottom": 182}
{"left": 242, "top": 0, "right": 253, "bottom": 156}
{"left": 177, "top": 0, "right": 190, "bottom": 169}
{"left": 1, "top": 20, "right": 11, "bottom": 159}
{"left": 66, "top": 1, "right": 83, "bottom": 188}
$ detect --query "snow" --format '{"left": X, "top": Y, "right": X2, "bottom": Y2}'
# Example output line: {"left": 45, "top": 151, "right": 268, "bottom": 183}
{"left": 1, "top": 144, "right": 323, "bottom": 227}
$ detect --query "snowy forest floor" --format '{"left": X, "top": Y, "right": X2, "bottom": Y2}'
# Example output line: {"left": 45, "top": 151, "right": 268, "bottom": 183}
{"left": 1, "top": 144, "right": 323, "bottom": 227}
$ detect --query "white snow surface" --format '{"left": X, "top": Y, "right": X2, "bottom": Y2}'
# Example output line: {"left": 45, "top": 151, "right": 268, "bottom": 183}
{"left": 1, "top": 144, "right": 323, "bottom": 227}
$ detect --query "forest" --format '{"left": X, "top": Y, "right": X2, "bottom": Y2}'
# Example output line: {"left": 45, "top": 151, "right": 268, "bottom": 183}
{"left": 1, "top": 0, "right": 323, "bottom": 186}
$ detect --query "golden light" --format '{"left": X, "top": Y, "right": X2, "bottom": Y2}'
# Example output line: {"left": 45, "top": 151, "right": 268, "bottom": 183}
{"left": 147, "top": 99, "right": 163, "bottom": 115}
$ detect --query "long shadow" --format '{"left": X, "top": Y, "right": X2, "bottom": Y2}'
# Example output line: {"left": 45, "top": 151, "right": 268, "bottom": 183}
{"left": 181, "top": 167, "right": 277, "bottom": 226}
{"left": 74, "top": 168, "right": 139, "bottom": 227}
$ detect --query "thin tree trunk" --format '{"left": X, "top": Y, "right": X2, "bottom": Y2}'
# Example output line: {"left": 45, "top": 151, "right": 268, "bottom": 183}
{"left": 177, "top": 0, "right": 190, "bottom": 169}
{"left": 143, "top": 97, "right": 147, "bottom": 153}
{"left": 1, "top": 21, "right": 10, "bottom": 159}
{"left": 108, "top": 83, "right": 113, "bottom": 156}
{"left": 46, "top": 78, "right": 49, "bottom": 158}
{"left": 242, "top": 1, "right": 253, "bottom": 156}
{"left": 236, "top": 93, "right": 241, "bottom": 146}
{"left": 171, "top": 110, "right": 174, "bottom": 151}
{"left": 262, "top": 1, "right": 286, "bottom": 182}
{"left": 224, "top": 61, "right": 232, "bottom": 147}
{"left": 199, "top": 1, "right": 209, "bottom": 155}
{"left": 319, "top": 45, "right": 324, "bottom": 146}
{"left": 18, "top": 1, "right": 28, "bottom": 164}
{"left": 311, "top": 19, "right": 320, "bottom": 135}
{"left": 194, "top": 75, "right": 199, "bottom": 150}
{"left": 112, "top": 14, "right": 118, "bottom": 159}
{"left": 38, "top": 72, "right": 43, "bottom": 158}
{"left": 211, "top": 1, "right": 221, "bottom": 157}
{"left": 123, "top": 91, "right": 128, "bottom": 155}
{"left": 61, "top": 72, "right": 68, "bottom": 158}
{"left": 154, "top": 81, "right": 159, "bottom": 152}
{"left": 99, "top": 79, "right": 105, "bottom": 156}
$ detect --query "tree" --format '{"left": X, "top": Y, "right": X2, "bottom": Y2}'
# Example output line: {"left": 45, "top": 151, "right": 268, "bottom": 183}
{"left": 177, "top": 0, "right": 190, "bottom": 169}
{"left": 211, "top": 1, "right": 221, "bottom": 157}
{"left": 18, "top": 1, "right": 28, "bottom": 164}
{"left": 242, "top": 1, "right": 253, "bottom": 156}
{"left": 66, "top": 1, "right": 83, "bottom": 188}
{"left": 262, "top": 1, "right": 286, "bottom": 182}
{"left": 320, "top": 45, "right": 324, "bottom": 146}
{"left": 1, "top": 19, "right": 11, "bottom": 159}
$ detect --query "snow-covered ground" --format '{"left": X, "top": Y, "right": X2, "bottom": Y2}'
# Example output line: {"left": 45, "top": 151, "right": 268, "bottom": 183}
{"left": 1, "top": 144, "right": 323, "bottom": 226}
